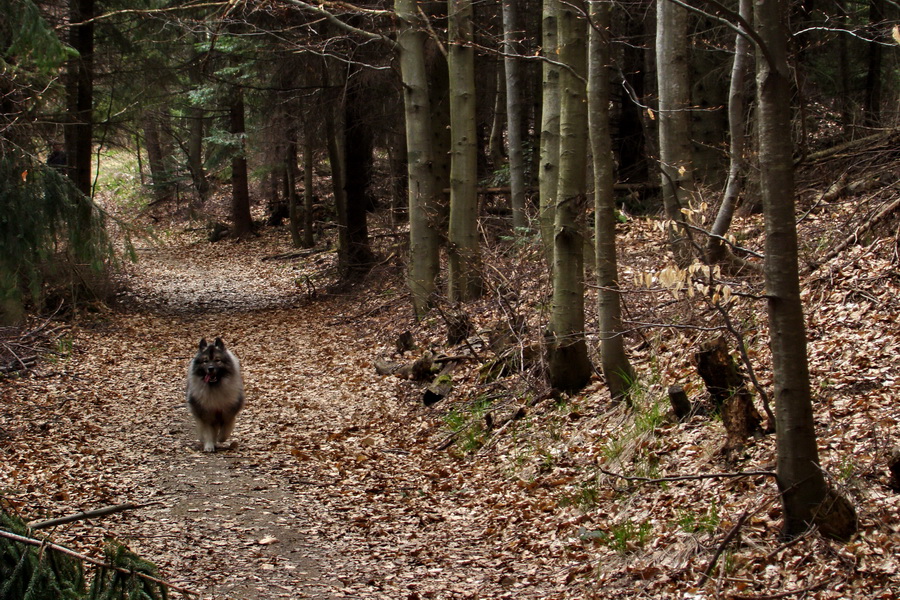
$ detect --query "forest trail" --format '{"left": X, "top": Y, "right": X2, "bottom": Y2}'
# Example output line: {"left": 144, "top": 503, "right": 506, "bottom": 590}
{"left": 5, "top": 233, "right": 559, "bottom": 599}
{"left": 10, "top": 224, "right": 900, "bottom": 599}
{"left": 40, "top": 237, "right": 363, "bottom": 598}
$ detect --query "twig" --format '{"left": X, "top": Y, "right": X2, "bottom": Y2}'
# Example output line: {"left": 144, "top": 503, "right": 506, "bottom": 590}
{"left": 598, "top": 468, "right": 776, "bottom": 484}
{"left": 729, "top": 577, "right": 834, "bottom": 600}
{"left": 698, "top": 509, "right": 752, "bottom": 585}
{"left": 28, "top": 502, "right": 159, "bottom": 530}
{"left": 714, "top": 303, "right": 776, "bottom": 430}
{"left": 805, "top": 189, "right": 900, "bottom": 274}
{"left": 260, "top": 246, "right": 329, "bottom": 261}
{"left": 763, "top": 528, "right": 813, "bottom": 561}
{"left": 0, "top": 528, "right": 199, "bottom": 597}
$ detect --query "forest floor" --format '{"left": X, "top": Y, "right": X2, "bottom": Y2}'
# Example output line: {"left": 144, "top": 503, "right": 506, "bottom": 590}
{"left": 3, "top": 162, "right": 900, "bottom": 598}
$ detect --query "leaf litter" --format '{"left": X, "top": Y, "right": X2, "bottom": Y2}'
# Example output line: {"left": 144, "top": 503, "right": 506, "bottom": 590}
{"left": 1, "top": 197, "right": 899, "bottom": 599}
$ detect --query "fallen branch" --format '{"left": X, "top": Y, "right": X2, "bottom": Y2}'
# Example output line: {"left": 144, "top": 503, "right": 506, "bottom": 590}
{"left": 697, "top": 508, "right": 752, "bottom": 585}
{"left": 28, "top": 502, "right": 158, "bottom": 530}
{"left": 805, "top": 190, "right": 900, "bottom": 274}
{"left": 0, "top": 528, "right": 199, "bottom": 597}
{"left": 260, "top": 246, "right": 329, "bottom": 261}
{"left": 598, "top": 468, "right": 776, "bottom": 484}
{"left": 729, "top": 577, "right": 834, "bottom": 600}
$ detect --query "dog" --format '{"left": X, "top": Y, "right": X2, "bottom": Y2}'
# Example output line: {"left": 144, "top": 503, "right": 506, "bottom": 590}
{"left": 186, "top": 337, "right": 244, "bottom": 452}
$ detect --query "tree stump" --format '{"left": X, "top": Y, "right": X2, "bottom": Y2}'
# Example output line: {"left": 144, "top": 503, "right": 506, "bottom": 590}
{"left": 668, "top": 384, "right": 693, "bottom": 421}
{"left": 374, "top": 351, "right": 434, "bottom": 381}
{"left": 423, "top": 361, "right": 457, "bottom": 406}
{"left": 695, "top": 337, "right": 762, "bottom": 448}
{"left": 812, "top": 487, "right": 858, "bottom": 541}
{"left": 396, "top": 331, "right": 415, "bottom": 353}
{"left": 446, "top": 310, "right": 474, "bottom": 346}
{"left": 888, "top": 447, "right": 900, "bottom": 491}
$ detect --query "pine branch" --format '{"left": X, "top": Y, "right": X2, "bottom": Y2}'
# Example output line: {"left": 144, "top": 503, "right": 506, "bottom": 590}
{"left": 0, "top": 529, "right": 199, "bottom": 597}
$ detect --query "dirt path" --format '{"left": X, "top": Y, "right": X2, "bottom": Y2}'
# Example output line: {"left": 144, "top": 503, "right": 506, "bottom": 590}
{"left": 53, "top": 240, "right": 360, "bottom": 598}
{"left": 4, "top": 237, "right": 560, "bottom": 599}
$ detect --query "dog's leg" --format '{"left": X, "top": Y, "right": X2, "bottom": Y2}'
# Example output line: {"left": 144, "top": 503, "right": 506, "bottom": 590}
{"left": 197, "top": 422, "right": 217, "bottom": 452}
{"left": 217, "top": 417, "right": 236, "bottom": 444}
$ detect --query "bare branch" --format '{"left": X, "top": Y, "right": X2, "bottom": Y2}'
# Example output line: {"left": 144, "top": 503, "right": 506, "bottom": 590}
{"left": 283, "top": 0, "right": 397, "bottom": 49}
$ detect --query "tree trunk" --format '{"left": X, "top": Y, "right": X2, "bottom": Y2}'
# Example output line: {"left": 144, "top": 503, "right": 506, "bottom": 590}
{"left": 655, "top": 0, "right": 694, "bottom": 266}
{"left": 344, "top": 70, "right": 375, "bottom": 275}
{"left": 397, "top": 0, "right": 441, "bottom": 318}
{"left": 324, "top": 98, "right": 348, "bottom": 273}
{"left": 141, "top": 111, "right": 171, "bottom": 204}
{"left": 862, "top": 0, "right": 884, "bottom": 128}
{"left": 589, "top": 0, "right": 634, "bottom": 402}
{"left": 755, "top": 0, "right": 856, "bottom": 540}
{"left": 187, "top": 103, "right": 208, "bottom": 205}
{"left": 302, "top": 129, "right": 315, "bottom": 248}
{"left": 546, "top": 1, "right": 592, "bottom": 393}
{"left": 65, "top": 0, "right": 94, "bottom": 201}
{"left": 448, "top": 0, "right": 483, "bottom": 302}
{"left": 708, "top": 0, "right": 753, "bottom": 264}
{"left": 286, "top": 135, "right": 302, "bottom": 248}
{"left": 488, "top": 66, "right": 506, "bottom": 169}
{"left": 229, "top": 89, "right": 253, "bottom": 238}
{"left": 502, "top": 0, "right": 527, "bottom": 232}
{"left": 538, "top": 0, "right": 560, "bottom": 271}
{"left": 186, "top": 56, "right": 208, "bottom": 206}
{"left": 429, "top": 48, "right": 451, "bottom": 234}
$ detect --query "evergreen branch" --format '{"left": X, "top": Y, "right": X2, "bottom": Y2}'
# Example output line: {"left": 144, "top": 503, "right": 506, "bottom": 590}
{"left": 0, "top": 529, "right": 199, "bottom": 597}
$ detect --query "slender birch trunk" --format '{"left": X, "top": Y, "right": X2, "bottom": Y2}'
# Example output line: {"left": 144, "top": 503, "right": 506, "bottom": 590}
{"left": 546, "top": 1, "right": 592, "bottom": 392}
{"left": 502, "top": 0, "right": 527, "bottom": 231}
{"left": 448, "top": 0, "right": 483, "bottom": 302}
{"left": 589, "top": 0, "right": 634, "bottom": 401}
{"left": 397, "top": 0, "right": 440, "bottom": 318}
{"left": 655, "top": 0, "right": 694, "bottom": 265}
{"left": 708, "top": 0, "right": 753, "bottom": 264}
{"left": 302, "top": 128, "right": 315, "bottom": 248}
{"left": 755, "top": 0, "right": 856, "bottom": 540}
{"left": 539, "top": 0, "right": 560, "bottom": 271}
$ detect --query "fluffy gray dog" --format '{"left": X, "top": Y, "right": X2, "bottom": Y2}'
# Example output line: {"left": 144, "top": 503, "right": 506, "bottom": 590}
{"left": 186, "top": 337, "right": 244, "bottom": 452}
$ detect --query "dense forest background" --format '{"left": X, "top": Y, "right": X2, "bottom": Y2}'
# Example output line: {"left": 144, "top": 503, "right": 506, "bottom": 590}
{"left": 2, "top": 0, "right": 900, "bottom": 597}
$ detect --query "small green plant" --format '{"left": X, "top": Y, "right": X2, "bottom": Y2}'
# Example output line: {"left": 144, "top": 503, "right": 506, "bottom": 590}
{"left": 837, "top": 457, "right": 857, "bottom": 483}
{"left": 443, "top": 408, "right": 466, "bottom": 432}
{"left": 676, "top": 501, "right": 721, "bottom": 534}
{"left": 443, "top": 396, "right": 494, "bottom": 454}
{"left": 600, "top": 436, "right": 627, "bottom": 463}
{"left": 581, "top": 519, "right": 652, "bottom": 554}
{"left": 634, "top": 398, "right": 668, "bottom": 434}
{"left": 459, "top": 421, "right": 486, "bottom": 453}
{"left": 560, "top": 478, "right": 601, "bottom": 511}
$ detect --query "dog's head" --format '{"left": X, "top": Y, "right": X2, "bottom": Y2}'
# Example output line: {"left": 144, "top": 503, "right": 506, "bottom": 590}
{"left": 192, "top": 337, "right": 235, "bottom": 385}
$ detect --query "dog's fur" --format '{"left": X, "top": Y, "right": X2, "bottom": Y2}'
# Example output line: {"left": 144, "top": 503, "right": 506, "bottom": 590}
{"left": 186, "top": 337, "right": 244, "bottom": 452}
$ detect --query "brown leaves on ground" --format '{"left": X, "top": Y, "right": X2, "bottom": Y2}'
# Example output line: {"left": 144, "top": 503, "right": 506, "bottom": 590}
{"left": 2, "top": 194, "right": 900, "bottom": 599}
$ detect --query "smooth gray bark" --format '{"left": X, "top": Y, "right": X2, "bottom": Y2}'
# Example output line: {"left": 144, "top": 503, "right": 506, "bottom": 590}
{"left": 448, "top": 0, "right": 483, "bottom": 301}
{"left": 589, "top": 0, "right": 635, "bottom": 401}
{"left": 397, "top": 0, "right": 440, "bottom": 318}
{"left": 502, "top": 0, "right": 527, "bottom": 231}
{"left": 655, "top": 0, "right": 694, "bottom": 265}
{"left": 538, "top": 0, "right": 560, "bottom": 271}
{"left": 546, "top": 2, "right": 592, "bottom": 392}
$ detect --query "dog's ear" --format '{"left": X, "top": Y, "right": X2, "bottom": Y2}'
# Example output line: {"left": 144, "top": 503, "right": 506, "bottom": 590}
{"left": 198, "top": 338, "right": 208, "bottom": 351}
{"left": 214, "top": 337, "right": 225, "bottom": 349}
